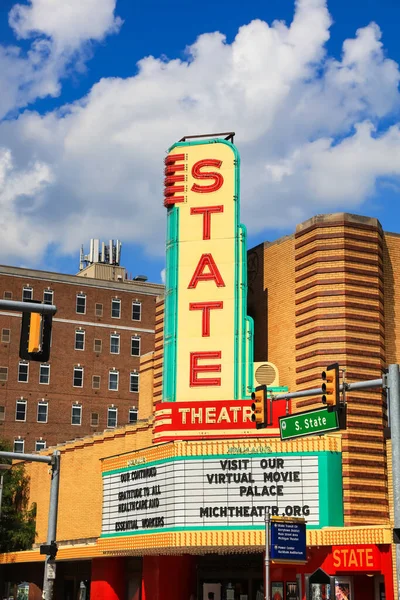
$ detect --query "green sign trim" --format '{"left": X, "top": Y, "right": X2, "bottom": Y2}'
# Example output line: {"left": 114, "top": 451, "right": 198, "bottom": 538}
{"left": 279, "top": 407, "right": 339, "bottom": 441}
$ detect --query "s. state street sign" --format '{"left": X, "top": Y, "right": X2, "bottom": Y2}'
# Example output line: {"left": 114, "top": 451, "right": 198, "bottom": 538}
{"left": 279, "top": 408, "right": 339, "bottom": 441}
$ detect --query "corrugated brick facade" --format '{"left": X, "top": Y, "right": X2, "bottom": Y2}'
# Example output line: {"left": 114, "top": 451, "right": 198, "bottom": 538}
{"left": 248, "top": 213, "right": 397, "bottom": 528}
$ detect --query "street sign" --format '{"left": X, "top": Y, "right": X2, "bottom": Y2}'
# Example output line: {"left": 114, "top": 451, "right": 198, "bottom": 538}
{"left": 279, "top": 407, "right": 339, "bottom": 441}
{"left": 46, "top": 560, "right": 56, "bottom": 580}
{"left": 270, "top": 519, "right": 306, "bottom": 562}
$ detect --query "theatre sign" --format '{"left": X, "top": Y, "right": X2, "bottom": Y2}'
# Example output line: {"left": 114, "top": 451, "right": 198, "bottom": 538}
{"left": 101, "top": 440, "right": 343, "bottom": 539}
{"left": 154, "top": 137, "right": 257, "bottom": 442}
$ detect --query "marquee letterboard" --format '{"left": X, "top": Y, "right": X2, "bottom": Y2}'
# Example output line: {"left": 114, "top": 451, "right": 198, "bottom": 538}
{"left": 101, "top": 452, "right": 337, "bottom": 537}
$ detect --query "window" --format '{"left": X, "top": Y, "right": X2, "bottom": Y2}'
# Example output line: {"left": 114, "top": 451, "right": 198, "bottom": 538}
{"left": 1, "top": 329, "right": 10, "bottom": 344}
{"left": 35, "top": 440, "right": 46, "bottom": 451}
{"left": 3, "top": 291, "right": 12, "bottom": 300}
{"left": 76, "top": 293, "right": 86, "bottom": 314}
{"left": 109, "top": 370, "right": 119, "bottom": 391}
{"left": 110, "top": 333, "right": 120, "bottom": 354}
{"left": 95, "top": 303, "right": 103, "bottom": 317}
{"left": 14, "top": 439, "right": 24, "bottom": 453}
{"left": 90, "top": 412, "right": 99, "bottom": 427}
{"left": 43, "top": 289, "right": 53, "bottom": 305}
{"left": 0, "top": 406, "right": 5, "bottom": 421}
{"left": 111, "top": 298, "right": 121, "bottom": 319}
{"left": 130, "top": 372, "right": 139, "bottom": 393}
{"left": 18, "top": 362, "right": 29, "bottom": 383}
{"left": 107, "top": 407, "right": 118, "bottom": 428}
{"left": 131, "top": 336, "right": 141, "bottom": 357}
{"left": 75, "top": 330, "right": 85, "bottom": 351}
{"left": 92, "top": 375, "right": 101, "bottom": 389}
{"left": 93, "top": 339, "right": 102, "bottom": 353}
{"left": 37, "top": 401, "right": 48, "bottom": 423}
{"left": 73, "top": 366, "right": 84, "bottom": 388}
{"left": 129, "top": 407, "right": 138, "bottom": 424}
{"left": 132, "top": 301, "right": 141, "bottom": 321}
{"left": 39, "top": 364, "right": 50, "bottom": 385}
{"left": 0, "top": 367, "right": 8, "bottom": 382}
{"left": 22, "top": 286, "right": 33, "bottom": 301}
{"left": 71, "top": 404, "right": 82, "bottom": 425}
{"left": 16, "top": 399, "right": 27, "bottom": 422}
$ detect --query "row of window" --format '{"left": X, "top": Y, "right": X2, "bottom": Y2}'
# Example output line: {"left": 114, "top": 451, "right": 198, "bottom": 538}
{"left": 2, "top": 328, "right": 142, "bottom": 357}
{"left": 5, "top": 287, "right": 143, "bottom": 320}
{"left": 77, "top": 295, "right": 141, "bottom": 320}
{"left": 75, "top": 331, "right": 141, "bottom": 356}
{"left": 13, "top": 406, "right": 138, "bottom": 453}
{"left": 14, "top": 439, "right": 47, "bottom": 453}
{"left": 73, "top": 368, "right": 139, "bottom": 392}
{"left": 12, "top": 399, "right": 138, "bottom": 427}
{"left": 0, "top": 364, "right": 139, "bottom": 392}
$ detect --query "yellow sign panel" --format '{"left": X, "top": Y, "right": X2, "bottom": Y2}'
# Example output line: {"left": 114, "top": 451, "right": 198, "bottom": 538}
{"left": 164, "top": 141, "right": 242, "bottom": 402}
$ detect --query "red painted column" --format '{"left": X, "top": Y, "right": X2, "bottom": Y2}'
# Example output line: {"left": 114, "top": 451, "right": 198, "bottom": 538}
{"left": 380, "top": 545, "right": 394, "bottom": 600}
{"left": 91, "top": 557, "right": 126, "bottom": 600}
{"left": 141, "top": 555, "right": 196, "bottom": 600}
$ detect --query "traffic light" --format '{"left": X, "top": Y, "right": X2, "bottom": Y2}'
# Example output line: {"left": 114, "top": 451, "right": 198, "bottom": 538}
{"left": 321, "top": 363, "right": 340, "bottom": 411}
{"left": 20, "top": 303, "right": 52, "bottom": 362}
{"left": 251, "top": 384, "right": 267, "bottom": 429}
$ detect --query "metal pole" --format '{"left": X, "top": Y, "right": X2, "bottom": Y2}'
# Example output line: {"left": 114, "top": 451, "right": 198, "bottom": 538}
{"left": 265, "top": 507, "right": 270, "bottom": 600}
{"left": 0, "top": 474, "right": 4, "bottom": 519}
{"left": 0, "top": 451, "right": 51, "bottom": 464}
{"left": 0, "top": 299, "right": 57, "bottom": 315}
{"left": 388, "top": 365, "right": 400, "bottom": 599}
{"left": 42, "top": 451, "right": 60, "bottom": 600}
{"left": 272, "top": 378, "right": 384, "bottom": 402}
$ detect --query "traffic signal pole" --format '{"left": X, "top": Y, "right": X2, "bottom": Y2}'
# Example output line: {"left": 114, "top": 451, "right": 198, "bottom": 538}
{"left": 272, "top": 368, "right": 400, "bottom": 597}
{"left": 0, "top": 450, "right": 60, "bottom": 600}
{"left": 0, "top": 299, "right": 57, "bottom": 315}
{"left": 387, "top": 365, "right": 400, "bottom": 599}
{"left": 271, "top": 377, "right": 384, "bottom": 403}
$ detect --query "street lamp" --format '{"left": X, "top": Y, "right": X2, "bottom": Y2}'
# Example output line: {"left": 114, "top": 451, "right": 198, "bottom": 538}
{"left": 0, "top": 463, "right": 11, "bottom": 517}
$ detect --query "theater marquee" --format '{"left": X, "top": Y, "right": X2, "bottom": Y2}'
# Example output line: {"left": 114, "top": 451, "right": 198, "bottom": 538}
{"left": 101, "top": 440, "right": 343, "bottom": 539}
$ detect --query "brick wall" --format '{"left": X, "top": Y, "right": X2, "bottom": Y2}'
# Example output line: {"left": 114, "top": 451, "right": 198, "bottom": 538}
{"left": 27, "top": 423, "right": 154, "bottom": 544}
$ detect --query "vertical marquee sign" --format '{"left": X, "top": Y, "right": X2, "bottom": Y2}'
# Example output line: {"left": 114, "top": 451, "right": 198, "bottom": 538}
{"left": 154, "top": 137, "right": 256, "bottom": 442}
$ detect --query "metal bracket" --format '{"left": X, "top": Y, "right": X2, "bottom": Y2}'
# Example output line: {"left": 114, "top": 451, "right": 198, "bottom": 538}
{"left": 179, "top": 132, "right": 235, "bottom": 143}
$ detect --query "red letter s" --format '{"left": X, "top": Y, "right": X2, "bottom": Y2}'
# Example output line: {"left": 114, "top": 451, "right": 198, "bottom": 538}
{"left": 191, "top": 159, "right": 223, "bottom": 194}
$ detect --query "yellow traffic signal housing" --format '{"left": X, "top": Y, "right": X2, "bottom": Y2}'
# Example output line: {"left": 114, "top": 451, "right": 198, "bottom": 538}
{"left": 20, "top": 304, "right": 52, "bottom": 362}
{"left": 28, "top": 312, "right": 42, "bottom": 353}
{"left": 322, "top": 363, "right": 340, "bottom": 411}
{"left": 251, "top": 385, "right": 267, "bottom": 429}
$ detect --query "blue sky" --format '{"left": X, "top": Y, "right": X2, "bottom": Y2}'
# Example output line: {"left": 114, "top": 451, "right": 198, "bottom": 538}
{"left": 1, "top": 0, "right": 400, "bottom": 284}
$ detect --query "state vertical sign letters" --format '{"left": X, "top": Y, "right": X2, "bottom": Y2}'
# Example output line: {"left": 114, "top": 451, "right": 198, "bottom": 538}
{"left": 155, "top": 139, "right": 257, "bottom": 441}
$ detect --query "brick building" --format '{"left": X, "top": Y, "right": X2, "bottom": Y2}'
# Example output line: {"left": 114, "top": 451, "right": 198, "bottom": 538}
{"left": 0, "top": 244, "right": 164, "bottom": 453}
{"left": 247, "top": 212, "right": 394, "bottom": 528}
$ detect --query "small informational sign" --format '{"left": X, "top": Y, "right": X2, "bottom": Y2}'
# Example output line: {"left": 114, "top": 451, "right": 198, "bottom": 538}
{"left": 270, "top": 520, "right": 306, "bottom": 562}
{"left": 279, "top": 408, "right": 339, "bottom": 441}
{"left": 46, "top": 560, "right": 56, "bottom": 580}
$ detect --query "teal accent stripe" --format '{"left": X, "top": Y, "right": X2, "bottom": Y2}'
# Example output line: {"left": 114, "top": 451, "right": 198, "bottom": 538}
{"left": 246, "top": 316, "right": 254, "bottom": 397}
{"left": 162, "top": 207, "right": 179, "bottom": 402}
{"left": 102, "top": 451, "right": 333, "bottom": 477}
{"left": 318, "top": 453, "right": 344, "bottom": 527}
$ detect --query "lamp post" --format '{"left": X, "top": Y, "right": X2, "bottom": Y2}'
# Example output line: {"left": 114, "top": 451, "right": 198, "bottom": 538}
{"left": 0, "top": 464, "right": 11, "bottom": 517}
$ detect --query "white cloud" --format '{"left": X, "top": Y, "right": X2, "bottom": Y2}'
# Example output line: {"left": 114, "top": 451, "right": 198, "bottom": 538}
{"left": 9, "top": 0, "right": 122, "bottom": 46}
{"left": 1, "top": 0, "right": 400, "bottom": 265}
{"left": 0, "top": 148, "right": 54, "bottom": 258}
{"left": 0, "top": 0, "right": 121, "bottom": 120}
